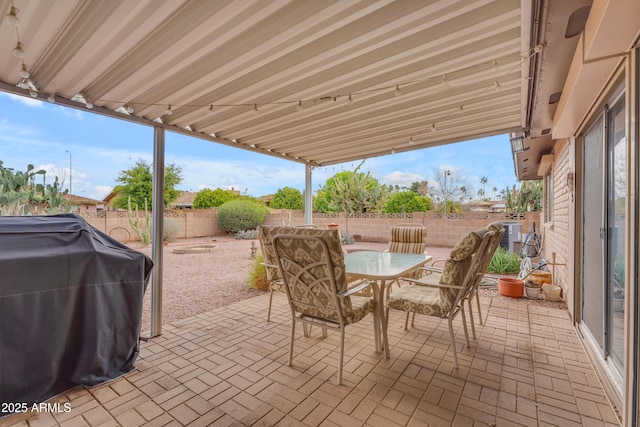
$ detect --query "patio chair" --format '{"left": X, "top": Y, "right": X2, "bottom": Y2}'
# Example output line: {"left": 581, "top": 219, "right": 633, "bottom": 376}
{"left": 271, "top": 227, "right": 382, "bottom": 385}
{"left": 257, "top": 225, "right": 286, "bottom": 322}
{"left": 387, "top": 223, "right": 427, "bottom": 254}
{"left": 386, "top": 223, "right": 427, "bottom": 289}
{"left": 465, "top": 222, "right": 505, "bottom": 335}
{"left": 387, "top": 228, "right": 493, "bottom": 368}
{"left": 406, "top": 222, "right": 505, "bottom": 338}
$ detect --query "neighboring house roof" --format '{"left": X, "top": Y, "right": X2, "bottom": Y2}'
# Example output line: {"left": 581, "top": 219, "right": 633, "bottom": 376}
{"left": 172, "top": 191, "right": 197, "bottom": 208}
{"left": 64, "top": 194, "right": 103, "bottom": 206}
{"left": 102, "top": 188, "right": 120, "bottom": 205}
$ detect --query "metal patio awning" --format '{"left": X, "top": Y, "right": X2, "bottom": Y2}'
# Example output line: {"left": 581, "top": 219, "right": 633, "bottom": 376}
{"left": 0, "top": 0, "right": 529, "bottom": 167}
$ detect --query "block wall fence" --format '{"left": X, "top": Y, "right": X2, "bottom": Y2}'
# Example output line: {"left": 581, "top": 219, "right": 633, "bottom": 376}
{"left": 79, "top": 209, "right": 541, "bottom": 248}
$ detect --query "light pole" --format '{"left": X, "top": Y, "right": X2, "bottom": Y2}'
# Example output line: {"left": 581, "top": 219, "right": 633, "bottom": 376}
{"left": 65, "top": 150, "right": 72, "bottom": 195}
{"left": 443, "top": 169, "right": 450, "bottom": 218}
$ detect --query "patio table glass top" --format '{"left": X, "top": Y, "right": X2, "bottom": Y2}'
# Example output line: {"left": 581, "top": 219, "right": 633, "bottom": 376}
{"left": 344, "top": 251, "right": 431, "bottom": 280}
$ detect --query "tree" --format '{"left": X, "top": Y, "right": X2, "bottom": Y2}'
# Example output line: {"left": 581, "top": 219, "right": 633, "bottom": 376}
{"left": 270, "top": 186, "right": 303, "bottom": 210}
{"left": 112, "top": 159, "right": 183, "bottom": 209}
{"left": 318, "top": 160, "right": 389, "bottom": 213}
{"left": 409, "top": 180, "right": 429, "bottom": 196}
{"left": 193, "top": 188, "right": 237, "bottom": 208}
{"left": 428, "top": 168, "right": 471, "bottom": 213}
{"left": 383, "top": 191, "right": 433, "bottom": 213}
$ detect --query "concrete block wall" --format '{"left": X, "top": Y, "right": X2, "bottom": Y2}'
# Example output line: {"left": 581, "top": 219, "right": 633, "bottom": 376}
{"left": 264, "top": 210, "right": 539, "bottom": 247}
{"left": 80, "top": 209, "right": 540, "bottom": 248}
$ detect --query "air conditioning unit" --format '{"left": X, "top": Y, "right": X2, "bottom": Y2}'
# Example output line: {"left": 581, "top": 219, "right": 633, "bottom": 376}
{"left": 500, "top": 222, "right": 522, "bottom": 254}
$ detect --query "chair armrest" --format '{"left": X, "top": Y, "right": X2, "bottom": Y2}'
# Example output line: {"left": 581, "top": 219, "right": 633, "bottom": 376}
{"left": 412, "top": 265, "right": 444, "bottom": 275}
{"left": 260, "top": 261, "right": 278, "bottom": 269}
{"left": 401, "top": 277, "right": 464, "bottom": 291}
{"left": 340, "top": 280, "right": 374, "bottom": 298}
{"left": 430, "top": 258, "right": 446, "bottom": 267}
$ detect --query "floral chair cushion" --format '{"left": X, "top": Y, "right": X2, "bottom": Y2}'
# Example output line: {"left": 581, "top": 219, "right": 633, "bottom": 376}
{"left": 388, "top": 282, "right": 445, "bottom": 317}
{"left": 388, "top": 229, "right": 488, "bottom": 318}
{"left": 486, "top": 221, "right": 504, "bottom": 233}
{"left": 267, "top": 226, "right": 374, "bottom": 324}
{"left": 438, "top": 229, "right": 487, "bottom": 309}
{"left": 257, "top": 225, "right": 282, "bottom": 283}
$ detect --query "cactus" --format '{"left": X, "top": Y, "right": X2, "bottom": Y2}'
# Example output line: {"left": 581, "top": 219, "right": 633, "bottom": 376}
{"left": 127, "top": 196, "right": 151, "bottom": 245}
{"left": 0, "top": 161, "right": 70, "bottom": 215}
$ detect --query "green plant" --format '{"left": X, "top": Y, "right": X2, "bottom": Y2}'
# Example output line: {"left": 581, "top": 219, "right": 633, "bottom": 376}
{"left": 193, "top": 188, "right": 238, "bottom": 208}
{"left": 316, "top": 160, "right": 389, "bottom": 213}
{"left": 486, "top": 247, "right": 521, "bottom": 274}
{"left": 41, "top": 176, "right": 72, "bottom": 214}
{"left": 383, "top": 191, "right": 433, "bottom": 213}
{"left": 0, "top": 161, "right": 70, "bottom": 215}
{"left": 127, "top": 196, "right": 151, "bottom": 246}
{"left": 217, "top": 199, "right": 267, "bottom": 233}
{"left": 505, "top": 180, "right": 542, "bottom": 213}
{"left": 249, "top": 253, "right": 269, "bottom": 291}
{"left": 163, "top": 217, "right": 180, "bottom": 242}
{"left": 270, "top": 186, "right": 303, "bottom": 210}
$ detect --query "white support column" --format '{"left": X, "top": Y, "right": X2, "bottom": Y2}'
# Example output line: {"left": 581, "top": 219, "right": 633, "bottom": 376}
{"left": 149, "top": 127, "right": 165, "bottom": 338}
{"left": 304, "top": 164, "right": 313, "bottom": 225}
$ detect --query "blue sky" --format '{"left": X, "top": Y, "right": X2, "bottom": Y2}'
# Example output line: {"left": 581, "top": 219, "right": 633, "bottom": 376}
{"left": 0, "top": 92, "right": 517, "bottom": 201}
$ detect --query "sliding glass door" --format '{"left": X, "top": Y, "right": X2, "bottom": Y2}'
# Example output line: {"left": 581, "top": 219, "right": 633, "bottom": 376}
{"left": 580, "top": 87, "right": 626, "bottom": 378}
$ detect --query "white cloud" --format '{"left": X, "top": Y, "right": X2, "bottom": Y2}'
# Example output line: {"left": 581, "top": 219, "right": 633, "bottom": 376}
{"left": 175, "top": 157, "right": 305, "bottom": 196}
{"left": 92, "top": 185, "right": 113, "bottom": 200}
{"left": 1, "top": 93, "right": 43, "bottom": 107}
{"left": 382, "top": 171, "right": 426, "bottom": 188}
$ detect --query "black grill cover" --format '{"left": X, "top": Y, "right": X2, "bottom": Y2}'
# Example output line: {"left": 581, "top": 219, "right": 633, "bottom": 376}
{"left": 0, "top": 214, "right": 153, "bottom": 408}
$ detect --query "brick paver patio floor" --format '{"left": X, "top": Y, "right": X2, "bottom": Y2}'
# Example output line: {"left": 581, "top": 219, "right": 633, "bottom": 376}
{"left": 2, "top": 292, "right": 621, "bottom": 426}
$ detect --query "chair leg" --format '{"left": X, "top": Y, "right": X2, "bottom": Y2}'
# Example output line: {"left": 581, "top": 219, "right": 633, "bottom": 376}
{"left": 338, "top": 326, "right": 345, "bottom": 385}
{"left": 404, "top": 312, "right": 410, "bottom": 331}
{"left": 288, "top": 319, "right": 295, "bottom": 366}
{"left": 467, "top": 296, "right": 477, "bottom": 339}
{"left": 447, "top": 316, "right": 459, "bottom": 369}
{"left": 411, "top": 312, "right": 416, "bottom": 328}
{"left": 267, "top": 288, "right": 274, "bottom": 322}
{"left": 475, "top": 288, "right": 483, "bottom": 325}
{"left": 460, "top": 308, "right": 470, "bottom": 347}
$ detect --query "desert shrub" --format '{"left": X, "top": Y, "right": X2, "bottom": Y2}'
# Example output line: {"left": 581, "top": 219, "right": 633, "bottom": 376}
{"left": 486, "top": 247, "right": 521, "bottom": 274}
{"left": 341, "top": 232, "right": 355, "bottom": 245}
{"left": 217, "top": 199, "right": 267, "bottom": 233}
{"left": 249, "top": 254, "right": 269, "bottom": 291}
{"left": 163, "top": 217, "right": 180, "bottom": 242}
{"left": 235, "top": 229, "right": 258, "bottom": 240}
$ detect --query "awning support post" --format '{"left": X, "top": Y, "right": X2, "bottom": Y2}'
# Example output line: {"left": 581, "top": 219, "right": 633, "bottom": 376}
{"left": 304, "top": 164, "right": 313, "bottom": 224}
{"left": 149, "top": 127, "right": 165, "bottom": 338}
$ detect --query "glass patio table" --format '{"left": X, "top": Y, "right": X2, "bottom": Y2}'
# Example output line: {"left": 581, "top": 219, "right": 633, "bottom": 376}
{"left": 344, "top": 251, "right": 432, "bottom": 356}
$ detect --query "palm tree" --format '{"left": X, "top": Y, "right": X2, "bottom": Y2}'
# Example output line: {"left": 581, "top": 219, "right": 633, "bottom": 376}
{"left": 480, "top": 176, "right": 488, "bottom": 198}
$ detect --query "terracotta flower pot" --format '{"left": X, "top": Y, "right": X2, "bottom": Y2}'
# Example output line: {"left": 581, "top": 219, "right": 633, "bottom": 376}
{"left": 498, "top": 277, "right": 524, "bottom": 298}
